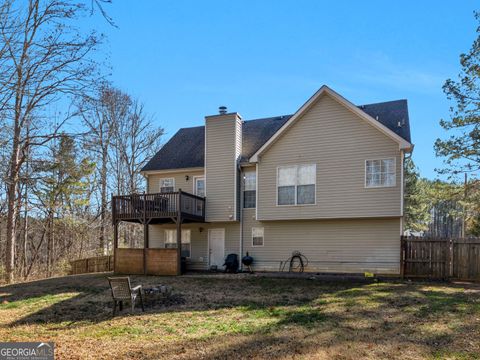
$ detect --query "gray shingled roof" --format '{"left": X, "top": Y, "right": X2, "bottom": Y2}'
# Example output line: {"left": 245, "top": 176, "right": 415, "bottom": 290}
{"left": 359, "top": 99, "right": 411, "bottom": 143}
{"left": 141, "top": 100, "right": 411, "bottom": 172}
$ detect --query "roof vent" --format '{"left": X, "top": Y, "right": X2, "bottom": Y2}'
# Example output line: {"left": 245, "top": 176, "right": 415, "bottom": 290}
{"left": 219, "top": 106, "right": 227, "bottom": 115}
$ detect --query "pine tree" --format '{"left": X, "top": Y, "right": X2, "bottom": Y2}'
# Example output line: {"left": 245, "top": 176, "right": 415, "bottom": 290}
{"left": 435, "top": 11, "right": 480, "bottom": 176}
{"left": 34, "top": 134, "right": 94, "bottom": 276}
{"left": 403, "top": 157, "right": 431, "bottom": 233}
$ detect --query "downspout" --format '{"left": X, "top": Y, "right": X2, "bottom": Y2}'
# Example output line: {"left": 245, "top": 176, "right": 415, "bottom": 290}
{"left": 239, "top": 164, "right": 244, "bottom": 271}
{"left": 401, "top": 150, "right": 408, "bottom": 236}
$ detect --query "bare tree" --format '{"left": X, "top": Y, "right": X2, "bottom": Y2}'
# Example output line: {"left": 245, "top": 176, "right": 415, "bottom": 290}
{"left": 111, "top": 99, "right": 164, "bottom": 195}
{"left": 78, "top": 84, "right": 130, "bottom": 253}
{"left": 0, "top": 0, "right": 103, "bottom": 283}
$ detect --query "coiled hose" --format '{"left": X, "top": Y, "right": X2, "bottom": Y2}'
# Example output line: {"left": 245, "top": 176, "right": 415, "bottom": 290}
{"left": 279, "top": 251, "right": 309, "bottom": 273}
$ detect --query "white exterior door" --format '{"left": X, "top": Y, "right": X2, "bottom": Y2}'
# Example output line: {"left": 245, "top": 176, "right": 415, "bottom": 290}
{"left": 208, "top": 228, "right": 225, "bottom": 268}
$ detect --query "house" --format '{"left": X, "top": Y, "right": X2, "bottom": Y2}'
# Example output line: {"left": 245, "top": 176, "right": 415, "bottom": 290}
{"left": 111, "top": 85, "right": 413, "bottom": 276}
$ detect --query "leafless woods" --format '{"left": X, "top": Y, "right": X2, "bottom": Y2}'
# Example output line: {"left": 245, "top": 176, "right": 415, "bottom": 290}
{"left": 0, "top": 0, "right": 163, "bottom": 283}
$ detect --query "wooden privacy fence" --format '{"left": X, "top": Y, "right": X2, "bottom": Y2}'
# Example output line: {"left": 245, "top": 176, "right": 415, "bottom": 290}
{"left": 401, "top": 236, "right": 480, "bottom": 281}
{"left": 70, "top": 255, "right": 114, "bottom": 275}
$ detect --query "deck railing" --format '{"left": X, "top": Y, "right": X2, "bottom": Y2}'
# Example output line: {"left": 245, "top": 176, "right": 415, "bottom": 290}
{"left": 112, "top": 190, "right": 205, "bottom": 222}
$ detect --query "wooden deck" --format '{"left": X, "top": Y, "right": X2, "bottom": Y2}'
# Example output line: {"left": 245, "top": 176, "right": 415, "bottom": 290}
{"left": 112, "top": 190, "right": 205, "bottom": 224}
{"left": 111, "top": 190, "right": 205, "bottom": 275}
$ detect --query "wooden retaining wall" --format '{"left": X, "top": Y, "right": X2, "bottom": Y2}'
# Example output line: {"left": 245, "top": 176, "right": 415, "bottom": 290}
{"left": 115, "top": 248, "right": 144, "bottom": 275}
{"left": 401, "top": 236, "right": 480, "bottom": 281}
{"left": 114, "top": 248, "right": 178, "bottom": 275}
{"left": 145, "top": 248, "right": 178, "bottom": 276}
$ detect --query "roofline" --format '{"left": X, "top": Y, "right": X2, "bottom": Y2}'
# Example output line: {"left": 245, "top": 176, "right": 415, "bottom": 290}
{"left": 249, "top": 85, "right": 413, "bottom": 163}
{"left": 141, "top": 167, "right": 205, "bottom": 176}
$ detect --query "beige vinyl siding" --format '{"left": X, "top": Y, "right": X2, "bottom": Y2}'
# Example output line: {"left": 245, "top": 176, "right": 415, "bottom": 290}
{"left": 149, "top": 214, "right": 400, "bottom": 274}
{"left": 235, "top": 119, "right": 243, "bottom": 219}
{"left": 205, "top": 114, "right": 241, "bottom": 222}
{"left": 148, "top": 222, "right": 239, "bottom": 270}
{"left": 257, "top": 94, "right": 402, "bottom": 220}
{"left": 147, "top": 169, "right": 204, "bottom": 194}
{"left": 241, "top": 210, "right": 400, "bottom": 274}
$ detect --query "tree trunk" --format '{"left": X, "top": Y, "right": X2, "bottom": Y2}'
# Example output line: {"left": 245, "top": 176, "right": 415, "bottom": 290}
{"left": 46, "top": 211, "right": 54, "bottom": 278}
{"left": 99, "top": 147, "right": 108, "bottom": 254}
{"left": 22, "top": 187, "right": 29, "bottom": 278}
{"left": 5, "top": 122, "right": 21, "bottom": 283}
{"left": 5, "top": 181, "right": 18, "bottom": 283}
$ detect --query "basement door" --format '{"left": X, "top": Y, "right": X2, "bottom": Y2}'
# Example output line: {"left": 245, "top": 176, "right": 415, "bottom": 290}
{"left": 208, "top": 228, "right": 225, "bottom": 268}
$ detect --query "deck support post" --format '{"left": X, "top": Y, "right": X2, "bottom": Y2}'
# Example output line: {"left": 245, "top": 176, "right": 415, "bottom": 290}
{"left": 113, "top": 220, "right": 118, "bottom": 273}
{"left": 143, "top": 192, "right": 148, "bottom": 275}
{"left": 176, "top": 190, "right": 182, "bottom": 275}
{"left": 143, "top": 221, "right": 149, "bottom": 275}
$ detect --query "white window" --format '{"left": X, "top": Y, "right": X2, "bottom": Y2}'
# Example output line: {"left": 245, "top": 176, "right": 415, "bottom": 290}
{"left": 164, "top": 229, "right": 191, "bottom": 258}
{"left": 365, "top": 158, "right": 396, "bottom": 188}
{"left": 194, "top": 176, "right": 205, "bottom": 197}
{"left": 277, "top": 164, "right": 316, "bottom": 205}
{"left": 243, "top": 170, "right": 256, "bottom": 208}
{"left": 160, "top": 178, "right": 175, "bottom": 193}
{"left": 252, "top": 227, "right": 264, "bottom": 247}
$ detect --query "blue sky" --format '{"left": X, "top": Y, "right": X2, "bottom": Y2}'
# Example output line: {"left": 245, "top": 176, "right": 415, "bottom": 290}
{"left": 93, "top": 1, "right": 478, "bottom": 179}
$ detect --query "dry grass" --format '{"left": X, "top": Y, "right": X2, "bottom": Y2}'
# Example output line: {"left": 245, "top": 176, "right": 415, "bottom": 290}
{"left": 0, "top": 273, "right": 479, "bottom": 359}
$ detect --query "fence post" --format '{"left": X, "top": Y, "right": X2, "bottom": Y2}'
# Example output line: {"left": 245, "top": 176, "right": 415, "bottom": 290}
{"left": 400, "top": 236, "right": 405, "bottom": 279}
{"left": 448, "top": 238, "right": 453, "bottom": 279}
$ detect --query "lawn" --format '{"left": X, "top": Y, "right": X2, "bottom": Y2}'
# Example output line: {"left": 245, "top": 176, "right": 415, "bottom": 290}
{"left": 0, "top": 273, "right": 479, "bottom": 359}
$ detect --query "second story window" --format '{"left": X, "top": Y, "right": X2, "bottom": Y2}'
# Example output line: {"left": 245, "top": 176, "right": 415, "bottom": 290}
{"left": 243, "top": 170, "right": 256, "bottom": 208}
{"left": 160, "top": 178, "right": 175, "bottom": 193}
{"left": 277, "top": 164, "right": 316, "bottom": 206}
{"left": 194, "top": 176, "right": 205, "bottom": 197}
{"left": 365, "top": 158, "right": 395, "bottom": 188}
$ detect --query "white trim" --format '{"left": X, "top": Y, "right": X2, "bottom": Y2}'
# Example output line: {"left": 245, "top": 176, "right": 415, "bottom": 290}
{"left": 141, "top": 167, "right": 204, "bottom": 175}
{"left": 251, "top": 227, "right": 264, "bottom": 247}
{"left": 233, "top": 118, "right": 239, "bottom": 221}
{"left": 364, "top": 158, "right": 396, "bottom": 189}
{"left": 256, "top": 215, "right": 403, "bottom": 221}
{"left": 205, "top": 113, "right": 243, "bottom": 120}
{"left": 249, "top": 85, "right": 413, "bottom": 163}
{"left": 400, "top": 151, "right": 405, "bottom": 217}
{"left": 204, "top": 123, "right": 207, "bottom": 218}
{"left": 193, "top": 175, "right": 205, "bottom": 196}
{"left": 255, "top": 164, "right": 259, "bottom": 220}
{"left": 276, "top": 164, "right": 317, "bottom": 206}
{"left": 207, "top": 228, "right": 225, "bottom": 267}
{"left": 159, "top": 177, "right": 175, "bottom": 192}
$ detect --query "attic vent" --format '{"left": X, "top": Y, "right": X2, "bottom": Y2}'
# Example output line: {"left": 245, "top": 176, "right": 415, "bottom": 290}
{"left": 219, "top": 106, "right": 227, "bottom": 115}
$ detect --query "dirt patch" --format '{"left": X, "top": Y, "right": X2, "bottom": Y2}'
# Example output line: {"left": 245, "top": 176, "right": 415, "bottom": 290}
{"left": 0, "top": 273, "right": 479, "bottom": 359}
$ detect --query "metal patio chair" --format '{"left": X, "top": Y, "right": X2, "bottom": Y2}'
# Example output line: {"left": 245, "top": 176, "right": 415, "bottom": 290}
{"left": 107, "top": 276, "right": 145, "bottom": 315}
